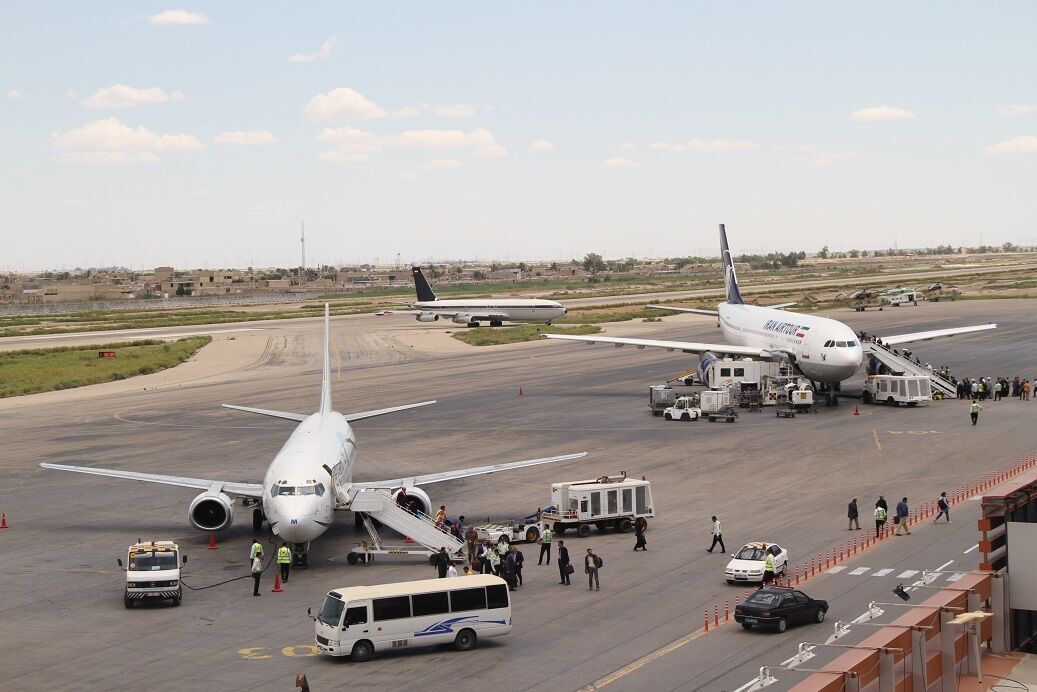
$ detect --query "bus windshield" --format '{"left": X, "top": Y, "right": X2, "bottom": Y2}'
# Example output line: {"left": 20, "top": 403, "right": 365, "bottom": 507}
{"left": 318, "top": 595, "right": 345, "bottom": 627}
{"left": 129, "top": 551, "right": 179, "bottom": 571}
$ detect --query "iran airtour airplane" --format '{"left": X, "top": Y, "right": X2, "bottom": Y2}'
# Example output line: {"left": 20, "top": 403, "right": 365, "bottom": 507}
{"left": 545, "top": 224, "right": 995, "bottom": 391}
{"left": 42, "top": 306, "right": 586, "bottom": 564}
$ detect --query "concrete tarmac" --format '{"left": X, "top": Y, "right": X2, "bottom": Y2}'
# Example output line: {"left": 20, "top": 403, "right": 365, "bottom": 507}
{"left": 0, "top": 298, "right": 1034, "bottom": 691}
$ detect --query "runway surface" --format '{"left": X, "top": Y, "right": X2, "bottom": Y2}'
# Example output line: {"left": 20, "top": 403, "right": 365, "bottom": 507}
{"left": 1, "top": 298, "right": 1034, "bottom": 691}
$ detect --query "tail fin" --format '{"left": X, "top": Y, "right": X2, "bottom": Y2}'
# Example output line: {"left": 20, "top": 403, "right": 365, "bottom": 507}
{"left": 412, "top": 266, "right": 438, "bottom": 302}
{"left": 719, "top": 224, "right": 744, "bottom": 305}
{"left": 319, "top": 304, "right": 332, "bottom": 415}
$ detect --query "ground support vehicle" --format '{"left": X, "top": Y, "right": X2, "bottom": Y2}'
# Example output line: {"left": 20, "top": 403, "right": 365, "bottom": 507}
{"left": 117, "top": 540, "right": 186, "bottom": 607}
{"left": 725, "top": 542, "right": 788, "bottom": 584}
{"left": 705, "top": 405, "right": 738, "bottom": 423}
{"left": 475, "top": 520, "right": 544, "bottom": 545}
{"left": 542, "top": 473, "right": 654, "bottom": 538}
{"left": 862, "top": 374, "right": 932, "bottom": 407}
{"left": 775, "top": 400, "right": 796, "bottom": 418}
{"left": 734, "top": 586, "right": 828, "bottom": 632}
{"left": 649, "top": 385, "right": 678, "bottom": 415}
{"left": 343, "top": 493, "right": 466, "bottom": 565}
{"left": 663, "top": 397, "right": 701, "bottom": 421}
{"left": 313, "top": 575, "right": 512, "bottom": 660}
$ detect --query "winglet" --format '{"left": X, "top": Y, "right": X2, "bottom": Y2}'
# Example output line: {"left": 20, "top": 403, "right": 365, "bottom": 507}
{"left": 412, "top": 266, "right": 438, "bottom": 302}
{"left": 320, "top": 304, "right": 332, "bottom": 415}
{"left": 719, "top": 224, "right": 745, "bottom": 305}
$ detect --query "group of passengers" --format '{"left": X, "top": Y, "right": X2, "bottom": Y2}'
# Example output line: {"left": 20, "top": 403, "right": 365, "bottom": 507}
{"left": 957, "top": 376, "right": 1032, "bottom": 401}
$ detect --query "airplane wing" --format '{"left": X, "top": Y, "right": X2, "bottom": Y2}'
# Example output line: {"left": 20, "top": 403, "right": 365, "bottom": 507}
{"left": 878, "top": 323, "right": 997, "bottom": 346}
{"left": 344, "top": 400, "right": 436, "bottom": 422}
{"left": 353, "top": 452, "right": 588, "bottom": 489}
{"left": 647, "top": 305, "right": 719, "bottom": 316}
{"left": 39, "top": 463, "right": 264, "bottom": 498}
{"left": 543, "top": 333, "right": 770, "bottom": 358}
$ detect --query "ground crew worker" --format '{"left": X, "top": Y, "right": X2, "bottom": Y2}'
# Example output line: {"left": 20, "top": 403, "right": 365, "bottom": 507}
{"left": 249, "top": 538, "right": 263, "bottom": 562}
{"left": 874, "top": 503, "right": 887, "bottom": 538}
{"left": 277, "top": 542, "right": 291, "bottom": 583}
{"left": 707, "top": 516, "right": 725, "bottom": 553}
{"left": 970, "top": 400, "right": 982, "bottom": 425}
{"left": 763, "top": 549, "right": 775, "bottom": 585}
{"left": 251, "top": 554, "right": 262, "bottom": 597}
{"left": 538, "top": 526, "right": 553, "bottom": 565}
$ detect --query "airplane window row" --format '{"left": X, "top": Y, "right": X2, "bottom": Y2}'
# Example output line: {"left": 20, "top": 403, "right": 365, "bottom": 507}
{"left": 270, "top": 483, "right": 326, "bottom": 497}
{"left": 823, "top": 340, "right": 858, "bottom": 348}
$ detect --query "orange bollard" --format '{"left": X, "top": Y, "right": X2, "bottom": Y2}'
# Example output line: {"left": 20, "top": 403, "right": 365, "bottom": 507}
{"left": 796, "top": 566, "right": 801, "bottom": 585}
{"left": 826, "top": 550, "right": 830, "bottom": 569}
{"left": 272, "top": 571, "right": 284, "bottom": 592}
{"left": 714, "top": 605, "right": 719, "bottom": 626}
{"left": 207, "top": 533, "right": 217, "bottom": 550}
{"left": 853, "top": 537, "right": 857, "bottom": 555}
{"left": 839, "top": 543, "right": 844, "bottom": 561}
{"left": 518, "top": 387, "right": 524, "bottom": 396}
{"left": 853, "top": 405, "right": 860, "bottom": 416}
{"left": 725, "top": 601, "right": 730, "bottom": 621}
{"left": 0, "top": 512, "right": 7, "bottom": 529}
{"left": 704, "top": 611, "right": 709, "bottom": 632}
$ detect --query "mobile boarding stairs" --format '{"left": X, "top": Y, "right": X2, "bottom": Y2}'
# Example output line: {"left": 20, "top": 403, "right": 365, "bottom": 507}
{"left": 862, "top": 343, "right": 957, "bottom": 399}
{"left": 338, "top": 485, "right": 466, "bottom": 565}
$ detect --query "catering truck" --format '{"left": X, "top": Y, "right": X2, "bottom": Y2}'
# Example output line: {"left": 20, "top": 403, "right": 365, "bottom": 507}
{"left": 541, "top": 473, "right": 655, "bottom": 538}
{"left": 117, "top": 540, "right": 186, "bottom": 607}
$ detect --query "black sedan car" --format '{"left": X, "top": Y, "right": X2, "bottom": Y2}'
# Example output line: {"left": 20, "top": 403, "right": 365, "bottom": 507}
{"left": 733, "top": 587, "right": 828, "bottom": 632}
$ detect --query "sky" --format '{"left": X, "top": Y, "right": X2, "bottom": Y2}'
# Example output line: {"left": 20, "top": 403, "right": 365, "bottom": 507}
{"left": 2, "top": 2, "right": 1036, "bottom": 271}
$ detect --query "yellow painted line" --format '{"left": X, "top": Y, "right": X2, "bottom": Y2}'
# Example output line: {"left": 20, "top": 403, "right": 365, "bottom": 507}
{"left": 579, "top": 620, "right": 728, "bottom": 690}
{"left": 872, "top": 428, "right": 882, "bottom": 451}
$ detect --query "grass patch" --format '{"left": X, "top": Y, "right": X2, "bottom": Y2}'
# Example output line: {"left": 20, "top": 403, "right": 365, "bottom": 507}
{"left": 451, "top": 324, "right": 601, "bottom": 346}
{"left": 0, "top": 336, "right": 211, "bottom": 398}
{"left": 557, "top": 305, "right": 674, "bottom": 324}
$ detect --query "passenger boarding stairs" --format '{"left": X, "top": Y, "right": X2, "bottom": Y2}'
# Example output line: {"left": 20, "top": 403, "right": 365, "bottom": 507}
{"left": 862, "top": 342, "right": 957, "bottom": 398}
{"left": 342, "top": 486, "right": 466, "bottom": 557}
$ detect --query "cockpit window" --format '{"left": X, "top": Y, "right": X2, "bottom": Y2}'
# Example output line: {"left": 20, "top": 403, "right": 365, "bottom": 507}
{"left": 836, "top": 341, "right": 846, "bottom": 347}
{"left": 315, "top": 483, "right": 326, "bottom": 497}
{"left": 847, "top": 340, "right": 857, "bottom": 347}
{"left": 272, "top": 483, "right": 323, "bottom": 497}
{"left": 824, "top": 340, "right": 834, "bottom": 347}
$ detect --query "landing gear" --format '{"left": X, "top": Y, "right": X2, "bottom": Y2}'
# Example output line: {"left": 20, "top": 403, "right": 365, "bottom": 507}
{"left": 489, "top": 320, "right": 503, "bottom": 327}
{"left": 467, "top": 321, "right": 480, "bottom": 328}
{"left": 252, "top": 507, "right": 265, "bottom": 532}
{"left": 292, "top": 542, "right": 310, "bottom": 568}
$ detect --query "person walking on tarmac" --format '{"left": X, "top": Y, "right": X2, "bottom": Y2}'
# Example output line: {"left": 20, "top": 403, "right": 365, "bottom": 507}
{"left": 585, "top": 548, "right": 601, "bottom": 590}
{"left": 762, "top": 547, "right": 775, "bottom": 585}
{"left": 557, "top": 540, "right": 571, "bottom": 586}
{"left": 433, "top": 547, "right": 451, "bottom": 578}
{"left": 249, "top": 537, "right": 264, "bottom": 562}
{"left": 464, "top": 525, "right": 479, "bottom": 567}
{"left": 894, "top": 498, "right": 911, "bottom": 535}
{"left": 874, "top": 503, "right": 887, "bottom": 539}
{"left": 707, "top": 516, "right": 726, "bottom": 553}
{"left": 538, "top": 525, "right": 553, "bottom": 565}
{"left": 633, "top": 516, "right": 648, "bottom": 551}
{"left": 971, "top": 400, "right": 982, "bottom": 425}
{"left": 276, "top": 542, "right": 292, "bottom": 583}
{"left": 847, "top": 498, "right": 860, "bottom": 531}
{"left": 934, "top": 492, "right": 951, "bottom": 523}
{"left": 250, "top": 553, "right": 263, "bottom": 597}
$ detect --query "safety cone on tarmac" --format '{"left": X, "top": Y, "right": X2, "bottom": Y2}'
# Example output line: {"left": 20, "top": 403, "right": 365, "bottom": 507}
{"left": 272, "top": 572, "right": 284, "bottom": 593}
{"left": 519, "top": 387, "right": 524, "bottom": 396}
{"left": 0, "top": 512, "right": 7, "bottom": 529}
{"left": 853, "top": 405, "right": 860, "bottom": 416}
{"left": 207, "top": 533, "right": 217, "bottom": 550}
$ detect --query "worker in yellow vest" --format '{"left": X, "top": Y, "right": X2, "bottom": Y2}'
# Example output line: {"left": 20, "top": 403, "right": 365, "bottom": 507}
{"left": 763, "top": 549, "right": 775, "bottom": 585}
{"left": 277, "top": 542, "right": 292, "bottom": 583}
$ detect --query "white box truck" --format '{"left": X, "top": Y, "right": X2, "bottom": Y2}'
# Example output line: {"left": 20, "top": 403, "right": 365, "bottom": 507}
{"left": 541, "top": 473, "right": 654, "bottom": 538}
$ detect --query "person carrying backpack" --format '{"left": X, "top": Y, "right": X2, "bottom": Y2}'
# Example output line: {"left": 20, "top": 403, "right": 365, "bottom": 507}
{"left": 933, "top": 492, "right": 950, "bottom": 523}
{"left": 585, "top": 548, "right": 602, "bottom": 590}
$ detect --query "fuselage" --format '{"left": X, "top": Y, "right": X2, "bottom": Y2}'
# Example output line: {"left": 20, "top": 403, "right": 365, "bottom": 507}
{"left": 412, "top": 298, "right": 566, "bottom": 322}
{"left": 718, "top": 303, "right": 863, "bottom": 383}
{"left": 261, "top": 412, "right": 356, "bottom": 544}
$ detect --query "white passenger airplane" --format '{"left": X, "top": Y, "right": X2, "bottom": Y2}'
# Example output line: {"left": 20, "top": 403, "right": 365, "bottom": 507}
{"left": 407, "top": 266, "right": 567, "bottom": 327}
{"left": 42, "top": 306, "right": 586, "bottom": 565}
{"left": 546, "top": 225, "right": 995, "bottom": 395}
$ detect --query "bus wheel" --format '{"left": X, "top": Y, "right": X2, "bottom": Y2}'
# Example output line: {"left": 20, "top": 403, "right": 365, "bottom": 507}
{"left": 350, "top": 640, "right": 374, "bottom": 662}
{"left": 454, "top": 628, "right": 478, "bottom": 651}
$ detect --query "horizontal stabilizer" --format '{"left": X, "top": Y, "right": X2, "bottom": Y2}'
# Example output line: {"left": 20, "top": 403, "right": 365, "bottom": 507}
{"left": 879, "top": 323, "right": 997, "bottom": 346}
{"left": 647, "top": 305, "right": 719, "bottom": 317}
{"left": 354, "top": 452, "right": 588, "bottom": 488}
{"left": 39, "top": 463, "right": 264, "bottom": 498}
{"left": 765, "top": 302, "right": 797, "bottom": 310}
{"left": 344, "top": 400, "right": 436, "bottom": 422}
{"left": 222, "top": 404, "right": 308, "bottom": 422}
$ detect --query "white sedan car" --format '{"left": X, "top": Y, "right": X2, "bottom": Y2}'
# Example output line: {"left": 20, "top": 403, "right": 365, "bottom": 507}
{"left": 725, "top": 542, "right": 788, "bottom": 584}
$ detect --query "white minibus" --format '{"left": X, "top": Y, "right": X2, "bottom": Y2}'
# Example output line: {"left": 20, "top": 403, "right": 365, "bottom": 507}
{"left": 313, "top": 575, "right": 511, "bottom": 661}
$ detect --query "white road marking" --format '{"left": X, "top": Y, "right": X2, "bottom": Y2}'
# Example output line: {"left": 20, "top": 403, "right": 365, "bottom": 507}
{"left": 872, "top": 568, "right": 893, "bottom": 577}
{"left": 935, "top": 559, "right": 955, "bottom": 572}
{"left": 848, "top": 567, "right": 870, "bottom": 576}
{"left": 963, "top": 544, "right": 978, "bottom": 554}
{"left": 897, "top": 570, "right": 919, "bottom": 579}
{"left": 827, "top": 566, "right": 846, "bottom": 573}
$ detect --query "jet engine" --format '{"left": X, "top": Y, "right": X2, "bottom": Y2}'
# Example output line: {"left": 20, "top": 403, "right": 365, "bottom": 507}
{"left": 188, "top": 492, "right": 234, "bottom": 531}
{"left": 393, "top": 486, "right": 432, "bottom": 518}
{"left": 416, "top": 312, "right": 439, "bottom": 322}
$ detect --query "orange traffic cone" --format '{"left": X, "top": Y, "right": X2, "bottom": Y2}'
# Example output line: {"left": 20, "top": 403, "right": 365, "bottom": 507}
{"left": 207, "top": 533, "right": 217, "bottom": 550}
{"left": 272, "top": 571, "right": 284, "bottom": 592}
{"left": 853, "top": 405, "right": 860, "bottom": 416}
{"left": 519, "top": 387, "right": 524, "bottom": 396}
{"left": 0, "top": 512, "right": 7, "bottom": 528}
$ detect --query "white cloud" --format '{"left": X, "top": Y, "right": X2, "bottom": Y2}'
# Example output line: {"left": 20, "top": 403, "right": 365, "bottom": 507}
{"left": 148, "top": 9, "right": 210, "bottom": 25}
{"left": 850, "top": 106, "right": 915, "bottom": 122}
{"left": 5, "top": 89, "right": 24, "bottom": 99}
{"left": 474, "top": 143, "right": 507, "bottom": 158}
{"left": 304, "top": 87, "right": 386, "bottom": 122}
{"left": 650, "top": 139, "right": 759, "bottom": 152}
{"left": 389, "top": 106, "right": 422, "bottom": 118}
{"left": 397, "top": 171, "right": 418, "bottom": 181}
{"left": 51, "top": 118, "right": 203, "bottom": 164}
{"left": 214, "top": 131, "right": 278, "bottom": 144}
{"left": 982, "top": 135, "right": 1037, "bottom": 155}
{"left": 82, "top": 84, "right": 181, "bottom": 109}
{"left": 434, "top": 103, "right": 475, "bottom": 118}
{"left": 531, "top": 139, "right": 554, "bottom": 153}
{"left": 316, "top": 126, "right": 502, "bottom": 161}
{"left": 601, "top": 157, "right": 642, "bottom": 168}
{"left": 287, "top": 36, "right": 336, "bottom": 63}
{"left": 999, "top": 104, "right": 1037, "bottom": 117}
{"left": 418, "top": 158, "right": 465, "bottom": 171}
{"left": 794, "top": 150, "right": 857, "bottom": 167}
